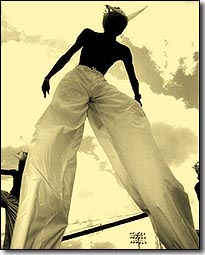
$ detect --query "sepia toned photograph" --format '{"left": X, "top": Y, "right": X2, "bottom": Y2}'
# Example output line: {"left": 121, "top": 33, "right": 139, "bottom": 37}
{"left": 1, "top": 1, "right": 200, "bottom": 250}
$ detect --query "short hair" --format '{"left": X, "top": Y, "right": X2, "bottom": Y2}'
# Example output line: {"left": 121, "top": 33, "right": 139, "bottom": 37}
{"left": 103, "top": 9, "right": 128, "bottom": 35}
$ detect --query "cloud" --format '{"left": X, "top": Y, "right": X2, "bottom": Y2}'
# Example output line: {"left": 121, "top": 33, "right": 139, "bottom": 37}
{"left": 1, "top": 14, "right": 22, "bottom": 43}
{"left": 110, "top": 36, "right": 164, "bottom": 94}
{"left": 1, "top": 13, "right": 68, "bottom": 56}
{"left": 79, "top": 136, "right": 99, "bottom": 160}
{"left": 60, "top": 238, "right": 83, "bottom": 249}
{"left": 90, "top": 241, "right": 115, "bottom": 249}
{"left": 109, "top": 37, "right": 199, "bottom": 110}
{"left": 1, "top": 146, "right": 22, "bottom": 169}
{"left": 123, "top": 37, "right": 165, "bottom": 94}
{"left": 151, "top": 122, "right": 198, "bottom": 167}
{"left": 164, "top": 52, "right": 199, "bottom": 109}
{"left": 98, "top": 160, "right": 126, "bottom": 191}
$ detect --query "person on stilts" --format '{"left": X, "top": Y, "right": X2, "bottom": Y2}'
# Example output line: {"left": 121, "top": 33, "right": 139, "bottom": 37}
{"left": 11, "top": 5, "right": 199, "bottom": 249}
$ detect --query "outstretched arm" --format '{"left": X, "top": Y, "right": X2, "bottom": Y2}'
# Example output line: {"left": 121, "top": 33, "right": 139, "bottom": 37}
{"left": 42, "top": 28, "right": 89, "bottom": 98}
{"left": 122, "top": 47, "right": 142, "bottom": 105}
{"left": 1, "top": 169, "right": 17, "bottom": 176}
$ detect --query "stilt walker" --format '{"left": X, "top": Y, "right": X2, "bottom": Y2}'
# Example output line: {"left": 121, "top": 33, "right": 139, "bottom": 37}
{"left": 11, "top": 5, "right": 199, "bottom": 249}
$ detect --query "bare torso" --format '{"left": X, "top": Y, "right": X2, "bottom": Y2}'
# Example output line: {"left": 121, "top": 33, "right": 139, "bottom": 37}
{"left": 43, "top": 28, "right": 141, "bottom": 101}
{"left": 78, "top": 29, "right": 129, "bottom": 75}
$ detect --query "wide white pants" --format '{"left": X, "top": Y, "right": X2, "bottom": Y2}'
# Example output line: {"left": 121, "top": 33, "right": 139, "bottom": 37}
{"left": 11, "top": 65, "right": 199, "bottom": 249}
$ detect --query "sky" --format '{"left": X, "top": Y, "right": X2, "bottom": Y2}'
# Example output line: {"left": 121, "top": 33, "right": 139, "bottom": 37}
{"left": 1, "top": 1, "right": 200, "bottom": 250}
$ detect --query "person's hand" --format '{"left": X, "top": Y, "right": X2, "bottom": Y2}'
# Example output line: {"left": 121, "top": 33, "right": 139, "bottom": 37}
{"left": 134, "top": 93, "right": 142, "bottom": 107}
{"left": 42, "top": 78, "right": 50, "bottom": 98}
{"left": 136, "top": 98, "right": 142, "bottom": 107}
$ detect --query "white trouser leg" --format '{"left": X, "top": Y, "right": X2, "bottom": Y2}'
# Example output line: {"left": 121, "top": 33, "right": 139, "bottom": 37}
{"left": 88, "top": 81, "right": 199, "bottom": 249}
{"left": 11, "top": 71, "right": 89, "bottom": 249}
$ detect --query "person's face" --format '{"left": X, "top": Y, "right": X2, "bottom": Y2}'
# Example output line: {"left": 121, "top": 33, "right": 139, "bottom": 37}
{"left": 103, "top": 14, "right": 127, "bottom": 36}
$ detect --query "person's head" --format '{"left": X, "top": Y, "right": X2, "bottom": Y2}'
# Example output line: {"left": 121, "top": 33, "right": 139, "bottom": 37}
{"left": 102, "top": 5, "right": 128, "bottom": 36}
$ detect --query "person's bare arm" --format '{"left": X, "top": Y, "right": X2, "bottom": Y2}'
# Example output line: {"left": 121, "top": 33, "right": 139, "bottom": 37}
{"left": 1, "top": 169, "right": 17, "bottom": 176}
{"left": 42, "top": 28, "right": 90, "bottom": 98}
{"left": 122, "top": 47, "right": 142, "bottom": 105}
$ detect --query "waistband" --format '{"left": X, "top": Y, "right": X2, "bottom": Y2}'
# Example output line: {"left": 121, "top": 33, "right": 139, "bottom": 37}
{"left": 75, "top": 65, "right": 104, "bottom": 78}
